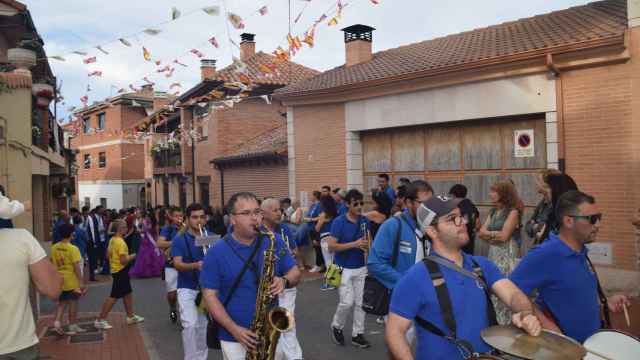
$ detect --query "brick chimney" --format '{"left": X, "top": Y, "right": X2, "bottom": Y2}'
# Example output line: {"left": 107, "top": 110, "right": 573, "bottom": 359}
{"left": 201, "top": 59, "right": 217, "bottom": 81}
{"left": 630, "top": 0, "right": 640, "bottom": 28}
{"left": 139, "top": 84, "right": 154, "bottom": 97}
{"left": 153, "top": 93, "right": 170, "bottom": 111}
{"left": 240, "top": 33, "right": 256, "bottom": 61}
{"left": 341, "top": 24, "right": 375, "bottom": 67}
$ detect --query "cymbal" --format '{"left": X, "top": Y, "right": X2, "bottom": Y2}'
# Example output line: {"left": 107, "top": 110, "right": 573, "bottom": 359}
{"left": 481, "top": 325, "right": 586, "bottom": 360}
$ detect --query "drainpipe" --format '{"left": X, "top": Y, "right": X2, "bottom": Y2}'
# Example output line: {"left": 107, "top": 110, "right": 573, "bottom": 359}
{"left": 0, "top": 116, "right": 9, "bottom": 190}
{"left": 546, "top": 53, "right": 566, "bottom": 172}
{"left": 218, "top": 165, "right": 225, "bottom": 208}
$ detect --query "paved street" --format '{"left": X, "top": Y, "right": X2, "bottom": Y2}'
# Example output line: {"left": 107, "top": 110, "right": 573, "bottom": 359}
{"left": 40, "top": 274, "right": 388, "bottom": 360}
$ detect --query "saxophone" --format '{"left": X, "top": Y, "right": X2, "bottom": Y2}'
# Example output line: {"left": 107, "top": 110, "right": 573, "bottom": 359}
{"left": 246, "top": 227, "right": 294, "bottom": 360}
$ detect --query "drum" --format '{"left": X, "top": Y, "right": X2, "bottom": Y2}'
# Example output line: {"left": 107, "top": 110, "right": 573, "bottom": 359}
{"left": 583, "top": 330, "right": 640, "bottom": 360}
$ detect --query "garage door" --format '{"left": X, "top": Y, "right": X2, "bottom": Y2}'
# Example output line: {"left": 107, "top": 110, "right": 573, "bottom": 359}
{"left": 361, "top": 115, "right": 547, "bottom": 253}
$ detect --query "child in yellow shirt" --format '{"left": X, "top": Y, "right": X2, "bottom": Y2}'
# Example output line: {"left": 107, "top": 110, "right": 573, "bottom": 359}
{"left": 94, "top": 219, "right": 144, "bottom": 329}
{"left": 51, "top": 224, "right": 86, "bottom": 335}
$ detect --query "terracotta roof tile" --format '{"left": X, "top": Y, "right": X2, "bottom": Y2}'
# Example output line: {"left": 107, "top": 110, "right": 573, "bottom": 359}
{"left": 213, "top": 123, "right": 287, "bottom": 162}
{"left": 211, "top": 52, "right": 320, "bottom": 86}
{"left": 276, "top": 0, "right": 627, "bottom": 97}
{"left": 0, "top": 72, "right": 32, "bottom": 89}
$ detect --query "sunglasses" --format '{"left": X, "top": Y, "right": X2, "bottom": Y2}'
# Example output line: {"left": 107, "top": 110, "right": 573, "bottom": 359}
{"left": 351, "top": 201, "right": 364, "bottom": 207}
{"left": 568, "top": 213, "right": 602, "bottom": 225}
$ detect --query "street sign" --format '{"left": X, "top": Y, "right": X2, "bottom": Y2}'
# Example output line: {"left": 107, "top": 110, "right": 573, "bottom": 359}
{"left": 514, "top": 129, "right": 534, "bottom": 158}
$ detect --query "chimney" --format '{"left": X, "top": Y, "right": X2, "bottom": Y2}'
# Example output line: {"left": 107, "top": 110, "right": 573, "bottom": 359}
{"left": 201, "top": 59, "right": 217, "bottom": 81}
{"left": 630, "top": 0, "right": 640, "bottom": 28}
{"left": 153, "top": 93, "right": 170, "bottom": 111}
{"left": 240, "top": 33, "right": 256, "bottom": 61}
{"left": 341, "top": 24, "right": 375, "bottom": 67}
{"left": 140, "top": 84, "right": 154, "bottom": 97}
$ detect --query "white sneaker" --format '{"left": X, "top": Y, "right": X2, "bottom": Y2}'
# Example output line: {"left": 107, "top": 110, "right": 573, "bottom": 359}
{"left": 94, "top": 319, "right": 113, "bottom": 329}
{"left": 126, "top": 314, "right": 145, "bottom": 325}
{"left": 309, "top": 266, "right": 321, "bottom": 273}
{"left": 68, "top": 324, "right": 87, "bottom": 333}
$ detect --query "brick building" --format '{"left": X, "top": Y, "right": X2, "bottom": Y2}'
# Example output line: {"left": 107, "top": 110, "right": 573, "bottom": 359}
{"left": 276, "top": 0, "right": 640, "bottom": 291}
{"left": 70, "top": 87, "right": 156, "bottom": 210}
{"left": 143, "top": 33, "right": 318, "bottom": 209}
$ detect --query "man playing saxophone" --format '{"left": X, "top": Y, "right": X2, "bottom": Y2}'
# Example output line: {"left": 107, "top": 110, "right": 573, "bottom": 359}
{"left": 200, "top": 192, "right": 301, "bottom": 360}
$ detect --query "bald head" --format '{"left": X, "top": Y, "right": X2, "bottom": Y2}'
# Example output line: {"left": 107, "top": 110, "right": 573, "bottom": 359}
{"left": 261, "top": 198, "right": 282, "bottom": 228}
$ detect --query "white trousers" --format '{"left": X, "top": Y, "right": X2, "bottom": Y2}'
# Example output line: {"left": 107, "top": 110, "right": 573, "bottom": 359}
{"left": 177, "top": 288, "right": 208, "bottom": 360}
{"left": 221, "top": 340, "right": 246, "bottom": 360}
{"left": 320, "top": 237, "right": 334, "bottom": 266}
{"left": 331, "top": 266, "right": 367, "bottom": 337}
{"left": 275, "top": 288, "right": 303, "bottom": 360}
{"left": 165, "top": 268, "right": 178, "bottom": 292}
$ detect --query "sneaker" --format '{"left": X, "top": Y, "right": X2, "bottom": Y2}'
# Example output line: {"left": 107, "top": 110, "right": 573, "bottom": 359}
{"left": 331, "top": 326, "right": 345, "bottom": 346}
{"left": 52, "top": 321, "right": 65, "bottom": 336}
{"left": 68, "top": 324, "right": 87, "bottom": 333}
{"left": 126, "top": 314, "right": 145, "bottom": 325}
{"left": 94, "top": 319, "right": 113, "bottom": 330}
{"left": 169, "top": 310, "right": 178, "bottom": 323}
{"left": 351, "top": 334, "right": 371, "bottom": 349}
{"left": 376, "top": 316, "right": 385, "bottom": 325}
{"left": 309, "top": 266, "right": 322, "bottom": 273}
{"left": 320, "top": 283, "right": 336, "bottom": 291}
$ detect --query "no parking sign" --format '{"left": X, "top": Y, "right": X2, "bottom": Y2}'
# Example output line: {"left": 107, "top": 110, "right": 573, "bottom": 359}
{"left": 514, "top": 129, "right": 534, "bottom": 158}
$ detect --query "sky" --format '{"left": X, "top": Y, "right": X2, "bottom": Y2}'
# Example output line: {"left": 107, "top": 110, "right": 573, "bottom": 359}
{"left": 22, "top": 0, "right": 593, "bottom": 122}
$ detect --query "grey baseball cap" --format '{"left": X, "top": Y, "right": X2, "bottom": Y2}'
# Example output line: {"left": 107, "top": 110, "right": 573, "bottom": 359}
{"left": 416, "top": 195, "right": 461, "bottom": 231}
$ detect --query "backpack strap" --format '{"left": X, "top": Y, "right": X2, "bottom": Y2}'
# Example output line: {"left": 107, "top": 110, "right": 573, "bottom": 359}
{"left": 470, "top": 259, "right": 497, "bottom": 326}
{"left": 585, "top": 255, "right": 611, "bottom": 328}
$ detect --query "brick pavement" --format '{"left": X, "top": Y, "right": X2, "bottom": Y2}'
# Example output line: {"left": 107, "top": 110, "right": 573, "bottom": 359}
{"left": 37, "top": 312, "right": 150, "bottom": 360}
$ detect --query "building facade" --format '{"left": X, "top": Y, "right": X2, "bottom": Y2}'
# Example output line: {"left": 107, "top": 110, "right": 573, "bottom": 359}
{"left": 276, "top": 0, "right": 640, "bottom": 291}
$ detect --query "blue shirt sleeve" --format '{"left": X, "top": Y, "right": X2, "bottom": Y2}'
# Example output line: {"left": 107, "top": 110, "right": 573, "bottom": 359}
{"left": 276, "top": 237, "right": 295, "bottom": 276}
{"left": 367, "top": 217, "right": 403, "bottom": 289}
{"left": 389, "top": 262, "right": 426, "bottom": 320}
{"left": 330, "top": 217, "right": 344, "bottom": 242}
{"left": 200, "top": 246, "right": 221, "bottom": 290}
{"left": 509, "top": 247, "right": 548, "bottom": 296}
{"left": 385, "top": 186, "right": 396, "bottom": 203}
{"left": 171, "top": 234, "right": 186, "bottom": 258}
{"left": 160, "top": 225, "right": 171, "bottom": 239}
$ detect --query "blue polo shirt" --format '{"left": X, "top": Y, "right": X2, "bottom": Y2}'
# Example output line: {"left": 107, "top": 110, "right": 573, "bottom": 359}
{"left": 330, "top": 214, "right": 370, "bottom": 269}
{"left": 72, "top": 226, "right": 88, "bottom": 258}
{"left": 200, "top": 233, "right": 295, "bottom": 342}
{"left": 384, "top": 185, "right": 396, "bottom": 204}
{"left": 510, "top": 233, "right": 601, "bottom": 342}
{"left": 160, "top": 224, "right": 179, "bottom": 268}
{"left": 390, "top": 253, "right": 504, "bottom": 360}
{"left": 171, "top": 231, "right": 205, "bottom": 290}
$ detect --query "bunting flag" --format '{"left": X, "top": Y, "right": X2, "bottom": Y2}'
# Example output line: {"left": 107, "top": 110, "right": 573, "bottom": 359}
{"left": 174, "top": 59, "right": 188, "bottom": 67}
{"left": 155, "top": 60, "right": 162, "bottom": 66}
{"left": 315, "top": 13, "right": 327, "bottom": 24}
{"left": 143, "top": 47, "right": 152, "bottom": 61}
{"left": 273, "top": 46, "right": 290, "bottom": 61}
{"left": 208, "top": 36, "right": 219, "bottom": 48}
{"left": 328, "top": 16, "right": 339, "bottom": 26}
{"left": 190, "top": 49, "right": 204, "bottom": 58}
{"left": 171, "top": 7, "right": 181, "bottom": 20}
{"left": 228, "top": 13, "right": 245, "bottom": 29}
{"left": 303, "top": 27, "right": 316, "bottom": 47}
{"left": 259, "top": 64, "right": 273, "bottom": 74}
{"left": 157, "top": 65, "right": 171, "bottom": 73}
{"left": 50, "top": 55, "right": 66, "bottom": 61}
{"left": 80, "top": 95, "right": 88, "bottom": 106}
{"left": 143, "top": 76, "right": 154, "bottom": 85}
{"left": 87, "top": 84, "right": 92, "bottom": 92}
{"left": 88, "top": 70, "right": 102, "bottom": 77}
{"left": 258, "top": 6, "right": 268, "bottom": 16}
{"left": 72, "top": 51, "right": 88, "bottom": 56}
{"left": 96, "top": 46, "right": 109, "bottom": 55}
{"left": 143, "top": 28, "right": 162, "bottom": 36}
{"left": 169, "top": 82, "right": 181, "bottom": 89}
{"left": 202, "top": 5, "right": 220, "bottom": 16}
{"left": 260, "top": 95, "right": 271, "bottom": 105}
{"left": 119, "top": 38, "right": 132, "bottom": 47}
{"left": 165, "top": 68, "right": 175, "bottom": 77}
{"left": 83, "top": 56, "right": 97, "bottom": 64}
{"left": 117, "top": 88, "right": 126, "bottom": 94}
{"left": 209, "top": 90, "right": 225, "bottom": 98}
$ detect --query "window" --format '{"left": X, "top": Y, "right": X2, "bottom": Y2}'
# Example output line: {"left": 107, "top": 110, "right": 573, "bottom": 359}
{"left": 97, "top": 113, "right": 105, "bottom": 131}
{"left": 163, "top": 181, "right": 170, "bottom": 207}
{"left": 200, "top": 182, "right": 210, "bottom": 208}
{"left": 100, "top": 198, "right": 107, "bottom": 208}
{"left": 83, "top": 154, "right": 91, "bottom": 169}
{"left": 84, "top": 197, "right": 91, "bottom": 208}
{"left": 83, "top": 118, "right": 90, "bottom": 134}
{"left": 98, "top": 152, "right": 106, "bottom": 168}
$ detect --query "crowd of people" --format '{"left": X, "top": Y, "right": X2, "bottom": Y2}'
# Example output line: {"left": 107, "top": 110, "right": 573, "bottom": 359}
{"left": 0, "top": 169, "right": 634, "bottom": 360}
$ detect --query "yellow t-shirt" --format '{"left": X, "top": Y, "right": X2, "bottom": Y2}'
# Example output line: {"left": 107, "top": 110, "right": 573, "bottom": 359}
{"left": 108, "top": 236, "right": 129, "bottom": 274}
{"left": 51, "top": 241, "right": 81, "bottom": 291}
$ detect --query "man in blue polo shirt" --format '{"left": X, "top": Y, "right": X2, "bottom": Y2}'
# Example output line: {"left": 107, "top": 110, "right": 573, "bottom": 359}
{"left": 328, "top": 189, "right": 372, "bottom": 349}
{"left": 332, "top": 188, "right": 348, "bottom": 216}
{"left": 201, "top": 192, "right": 300, "bottom": 360}
{"left": 172, "top": 203, "right": 208, "bottom": 360}
{"left": 510, "top": 190, "right": 630, "bottom": 343}
{"left": 157, "top": 206, "right": 183, "bottom": 323}
{"left": 377, "top": 173, "right": 396, "bottom": 204}
{"left": 387, "top": 196, "right": 541, "bottom": 360}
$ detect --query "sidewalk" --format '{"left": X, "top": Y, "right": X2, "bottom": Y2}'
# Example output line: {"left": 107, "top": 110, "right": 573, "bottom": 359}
{"left": 37, "top": 312, "right": 150, "bottom": 360}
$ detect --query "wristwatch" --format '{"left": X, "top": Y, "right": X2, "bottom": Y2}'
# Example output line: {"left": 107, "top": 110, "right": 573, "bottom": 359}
{"left": 283, "top": 277, "right": 291, "bottom": 289}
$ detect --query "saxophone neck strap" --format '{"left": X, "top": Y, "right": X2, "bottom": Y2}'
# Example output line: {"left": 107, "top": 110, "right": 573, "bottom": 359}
{"left": 222, "top": 234, "right": 263, "bottom": 306}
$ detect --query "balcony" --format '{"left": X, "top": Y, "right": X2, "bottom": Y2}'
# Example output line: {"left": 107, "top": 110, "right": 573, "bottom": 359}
{"left": 153, "top": 146, "right": 182, "bottom": 175}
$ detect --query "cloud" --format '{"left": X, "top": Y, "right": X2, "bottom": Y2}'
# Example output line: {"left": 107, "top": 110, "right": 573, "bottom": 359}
{"left": 21, "top": 0, "right": 591, "bottom": 121}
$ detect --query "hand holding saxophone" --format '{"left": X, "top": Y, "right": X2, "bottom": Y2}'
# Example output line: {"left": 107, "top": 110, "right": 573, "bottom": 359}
{"left": 230, "top": 324, "right": 258, "bottom": 351}
{"left": 269, "top": 276, "right": 287, "bottom": 297}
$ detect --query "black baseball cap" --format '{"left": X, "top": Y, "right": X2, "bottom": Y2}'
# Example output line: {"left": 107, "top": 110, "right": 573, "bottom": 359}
{"left": 417, "top": 195, "right": 461, "bottom": 231}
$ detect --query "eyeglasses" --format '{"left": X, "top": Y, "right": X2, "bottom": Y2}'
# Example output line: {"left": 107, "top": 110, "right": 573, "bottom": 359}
{"left": 438, "top": 214, "right": 468, "bottom": 227}
{"left": 569, "top": 213, "right": 602, "bottom": 225}
{"left": 351, "top": 201, "right": 364, "bottom": 207}
{"left": 233, "top": 209, "right": 264, "bottom": 218}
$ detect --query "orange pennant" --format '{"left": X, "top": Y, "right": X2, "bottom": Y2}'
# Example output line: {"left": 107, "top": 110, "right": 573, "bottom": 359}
{"left": 143, "top": 47, "right": 151, "bottom": 61}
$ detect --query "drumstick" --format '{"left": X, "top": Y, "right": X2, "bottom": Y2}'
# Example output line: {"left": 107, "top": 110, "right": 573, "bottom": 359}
{"left": 583, "top": 346, "right": 615, "bottom": 360}
{"left": 623, "top": 303, "right": 631, "bottom": 327}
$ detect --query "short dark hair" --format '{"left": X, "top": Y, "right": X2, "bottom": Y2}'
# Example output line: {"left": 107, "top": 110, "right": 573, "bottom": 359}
{"left": 555, "top": 190, "right": 596, "bottom": 227}
{"left": 170, "top": 206, "right": 183, "bottom": 214}
{"left": 72, "top": 215, "right": 83, "bottom": 225}
{"left": 186, "top": 203, "right": 204, "bottom": 217}
{"left": 281, "top": 198, "right": 292, "bottom": 206}
{"left": 449, "top": 184, "right": 468, "bottom": 198}
{"left": 410, "top": 180, "right": 434, "bottom": 198}
{"left": 227, "top": 192, "right": 258, "bottom": 214}
{"left": 70, "top": 207, "right": 79, "bottom": 215}
{"left": 60, "top": 223, "right": 76, "bottom": 239}
{"left": 396, "top": 184, "right": 408, "bottom": 199}
{"left": 321, "top": 185, "right": 331, "bottom": 192}
{"left": 81, "top": 206, "right": 90, "bottom": 213}
{"left": 312, "top": 191, "right": 321, "bottom": 200}
{"left": 331, "top": 187, "right": 340, "bottom": 194}
{"left": 344, "top": 189, "right": 364, "bottom": 204}
{"left": 378, "top": 173, "right": 390, "bottom": 181}
{"left": 319, "top": 195, "right": 338, "bottom": 218}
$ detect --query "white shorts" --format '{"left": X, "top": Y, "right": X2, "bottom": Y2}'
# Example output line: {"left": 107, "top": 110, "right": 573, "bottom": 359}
{"left": 164, "top": 267, "right": 178, "bottom": 292}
